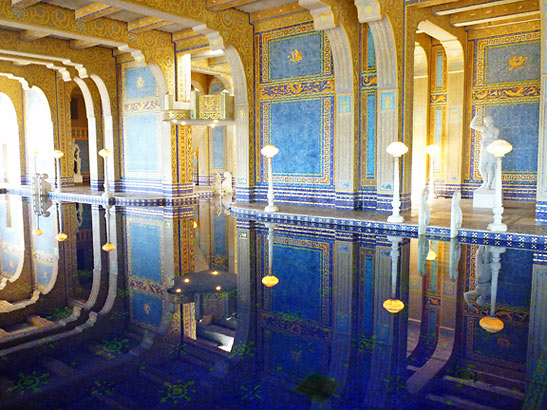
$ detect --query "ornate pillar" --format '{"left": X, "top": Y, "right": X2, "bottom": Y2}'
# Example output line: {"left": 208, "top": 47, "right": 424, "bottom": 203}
{"left": 355, "top": 1, "right": 402, "bottom": 213}
{"left": 536, "top": 1, "right": 547, "bottom": 223}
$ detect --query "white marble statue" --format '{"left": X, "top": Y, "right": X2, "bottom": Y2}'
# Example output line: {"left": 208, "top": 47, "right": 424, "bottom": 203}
{"left": 464, "top": 245, "right": 491, "bottom": 310}
{"left": 471, "top": 114, "right": 499, "bottom": 191}
{"left": 73, "top": 143, "right": 83, "bottom": 184}
{"left": 450, "top": 190, "right": 462, "bottom": 238}
{"left": 212, "top": 172, "right": 222, "bottom": 195}
{"left": 221, "top": 171, "right": 233, "bottom": 195}
{"left": 418, "top": 187, "right": 430, "bottom": 236}
{"left": 417, "top": 235, "right": 429, "bottom": 277}
{"left": 448, "top": 237, "right": 461, "bottom": 282}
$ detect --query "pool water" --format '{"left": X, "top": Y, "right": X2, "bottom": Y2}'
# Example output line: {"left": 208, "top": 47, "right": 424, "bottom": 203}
{"left": 0, "top": 195, "right": 545, "bottom": 409}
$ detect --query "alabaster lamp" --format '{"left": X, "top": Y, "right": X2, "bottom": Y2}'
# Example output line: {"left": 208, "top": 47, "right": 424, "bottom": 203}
{"left": 102, "top": 204, "right": 115, "bottom": 252}
{"left": 425, "top": 144, "right": 440, "bottom": 202}
{"left": 386, "top": 142, "right": 408, "bottom": 223}
{"left": 479, "top": 247, "right": 504, "bottom": 333}
{"left": 383, "top": 236, "right": 404, "bottom": 314}
{"left": 486, "top": 140, "right": 512, "bottom": 232}
{"left": 53, "top": 150, "right": 64, "bottom": 193}
{"left": 260, "top": 145, "right": 279, "bottom": 213}
{"left": 262, "top": 223, "right": 279, "bottom": 287}
{"left": 98, "top": 148, "right": 113, "bottom": 198}
{"left": 55, "top": 202, "right": 67, "bottom": 242}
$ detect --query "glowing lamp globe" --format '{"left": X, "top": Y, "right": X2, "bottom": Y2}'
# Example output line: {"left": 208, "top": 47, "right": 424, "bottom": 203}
{"left": 53, "top": 150, "right": 64, "bottom": 159}
{"left": 102, "top": 242, "right": 115, "bottom": 252}
{"left": 386, "top": 141, "right": 408, "bottom": 158}
{"left": 425, "top": 144, "right": 441, "bottom": 157}
{"left": 32, "top": 229, "right": 43, "bottom": 236}
{"left": 383, "top": 298, "right": 405, "bottom": 314}
{"left": 262, "top": 275, "right": 279, "bottom": 288}
{"left": 55, "top": 233, "right": 68, "bottom": 242}
{"left": 260, "top": 145, "right": 279, "bottom": 158}
{"left": 98, "top": 148, "right": 112, "bottom": 159}
{"left": 487, "top": 139, "right": 512, "bottom": 158}
{"left": 193, "top": 221, "right": 198, "bottom": 229}
{"left": 480, "top": 316, "right": 504, "bottom": 333}
{"left": 426, "top": 249, "right": 437, "bottom": 261}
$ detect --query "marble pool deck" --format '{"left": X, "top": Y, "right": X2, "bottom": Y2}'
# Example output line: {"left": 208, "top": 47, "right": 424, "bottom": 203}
{"left": 3, "top": 184, "right": 547, "bottom": 245}
{"left": 230, "top": 199, "right": 547, "bottom": 246}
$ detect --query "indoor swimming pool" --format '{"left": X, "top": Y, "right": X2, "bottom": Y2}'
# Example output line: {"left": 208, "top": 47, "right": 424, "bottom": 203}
{"left": 0, "top": 194, "right": 544, "bottom": 409}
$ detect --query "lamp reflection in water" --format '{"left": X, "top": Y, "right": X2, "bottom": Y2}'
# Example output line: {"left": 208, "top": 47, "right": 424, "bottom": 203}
{"left": 486, "top": 139, "right": 512, "bottom": 232}
{"left": 53, "top": 150, "right": 64, "bottom": 193}
{"left": 54, "top": 201, "right": 67, "bottom": 242}
{"left": 262, "top": 222, "right": 279, "bottom": 287}
{"left": 465, "top": 245, "right": 504, "bottom": 333}
{"left": 383, "top": 236, "right": 404, "bottom": 314}
{"left": 386, "top": 142, "right": 408, "bottom": 223}
{"left": 102, "top": 204, "right": 115, "bottom": 252}
{"left": 260, "top": 145, "right": 279, "bottom": 213}
{"left": 98, "top": 148, "right": 113, "bottom": 199}
{"left": 480, "top": 247, "right": 505, "bottom": 333}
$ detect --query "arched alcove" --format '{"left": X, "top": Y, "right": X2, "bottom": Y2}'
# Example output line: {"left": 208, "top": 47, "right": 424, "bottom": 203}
{"left": 0, "top": 93, "right": 21, "bottom": 186}
{"left": 411, "top": 44, "right": 429, "bottom": 204}
{"left": 25, "top": 86, "right": 54, "bottom": 180}
{"left": 417, "top": 20, "right": 465, "bottom": 198}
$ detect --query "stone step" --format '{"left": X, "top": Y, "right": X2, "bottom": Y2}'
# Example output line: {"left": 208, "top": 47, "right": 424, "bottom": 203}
{"left": 439, "top": 375, "right": 524, "bottom": 409}
{"left": 426, "top": 393, "right": 500, "bottom": 410}
{"left": 41, "top": 358, "right": 77, "bottom": 378}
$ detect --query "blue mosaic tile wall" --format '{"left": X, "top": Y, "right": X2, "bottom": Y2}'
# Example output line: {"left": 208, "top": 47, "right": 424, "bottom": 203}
{"left": 119, "top": 64, "right": 163, "bottom": 194}
{"left": 359, "top": 26, "right": 377, "bottom": 210}
{"left": 466, "top": 31, "right": 540, "bottom": 201}
{"left": 124, "top": 214, "right": 166, "bottom": 331}
{"left": 255, "top": 22, "right": 335, "bottom": 207}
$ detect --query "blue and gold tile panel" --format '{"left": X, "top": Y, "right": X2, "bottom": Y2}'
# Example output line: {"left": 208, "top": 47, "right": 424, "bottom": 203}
{"left": 130, "top": 290, "right": 163, "bottom": 330}
{"left": 260, "top": 96, "right": 334, "bottom": 187}
{"left": 124, "top": 66, "right": 157, "bottom": 100}
{"left": 259, "top": 23, "right": 332, "bottom": 84}
{"left": 123, "top": 114, "right": 160, "bottom": 174}
{"left": 126, "top": 220, "right": 162, "bottom": 283}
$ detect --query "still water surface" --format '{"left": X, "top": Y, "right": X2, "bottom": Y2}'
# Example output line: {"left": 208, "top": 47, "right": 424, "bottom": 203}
{"left": 0, "top": 195, "right": 544, "bottom": 409}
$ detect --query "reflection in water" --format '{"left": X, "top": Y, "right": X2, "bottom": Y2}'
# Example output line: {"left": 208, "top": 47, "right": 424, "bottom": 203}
{"left": 0, "top": 196, "right": 545, "bottom": 409}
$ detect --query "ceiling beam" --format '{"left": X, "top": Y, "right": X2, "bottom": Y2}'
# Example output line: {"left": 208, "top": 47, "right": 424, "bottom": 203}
{"left": 20, "top": 29, "right": 48, "bottom": 41}
{"left": 70, "top": 40, "right": 99, "bottom": 49}
{"left": 250, "top": 2, "right": 305, "bottom": 23}
{"left": 75, "top": 2, "right": 121, "bottom": 22}
{"left": 467, "top": 14, "right": 540, "bottom": 31}
{"left": 11, "top": 0, "right": 41, "bottom": 7}
{"left": 450, "top": 0, "right": 539, "bottom": 27}
{"left": 434, "top": 0, "right": 527, "bottom": 16}
{"left": 127, "top": 16, "right": 173, "bottom": 33}
{"left": 206, "top": 0, "right": 257, "bottom": 11}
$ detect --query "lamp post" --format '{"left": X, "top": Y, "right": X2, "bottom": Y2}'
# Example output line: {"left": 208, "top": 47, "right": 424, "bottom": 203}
{"left": 262, "top": 222, "right": 279, "bottom": 287}
{"left": 54, "top": 201, "right": 67, "bottom": 242}
{"left": 425, "top": 144, "right": 440, "bottom": 202}
{"left": 53, "top": 150, "right": 64, "bottom": 193}
{"left": 102, "top": 204, "right": 115, "bottom": 252}
{"left": 32, "top": 150, "right": 39, "bottom": 175}
{"left": 260, "top": 144, "right": 279, "bottom": 213}
{"left": 486, "top": 140, "right": 512, "bottom": 232}
{"left": 386, "top": 141, "right": 408, "bottom": 223}
{"left": 98, "top": 148, "right": 113, "bottom": 198}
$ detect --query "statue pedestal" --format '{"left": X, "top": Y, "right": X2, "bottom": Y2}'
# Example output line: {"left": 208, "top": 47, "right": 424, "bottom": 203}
{"left": 473, "top": 188, "right": 495, "bottom": 208}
